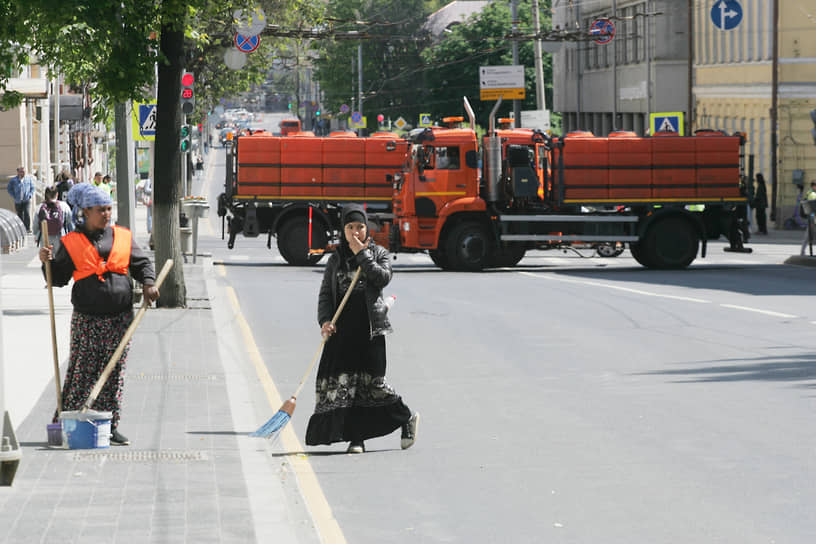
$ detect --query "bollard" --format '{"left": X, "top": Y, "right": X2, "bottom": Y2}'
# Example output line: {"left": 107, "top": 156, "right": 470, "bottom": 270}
{"left": 0, "top": 209, "right": 27, "bottom": 254}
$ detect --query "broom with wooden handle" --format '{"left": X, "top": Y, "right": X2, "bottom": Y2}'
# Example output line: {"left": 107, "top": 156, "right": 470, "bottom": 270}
{"left": 251, "top": 266, "right": 362, "bottom": 439}
{"left": 81, "top": 259, "right": 173, "bottom": 412}
{"left": 42, "top": 221, "right": 64, "bottom": 446}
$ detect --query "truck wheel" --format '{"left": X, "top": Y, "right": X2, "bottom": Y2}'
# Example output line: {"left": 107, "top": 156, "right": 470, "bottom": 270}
{"left": 429, "top": 249, "right": 451, "bottom": 270}
{"left": 629, "top": 242, "right": 653, "bottom": 268}
{"left": 446, "top": 221, "right": 492, "bottom": 271}
{"left": 277, "top": 217, "right": 326, "bottom": 266}
{"left": 491, "top": 243, "right": 526, "bottom": 267}
{"left": 642, "top": 216, "right": 699, "bottom": 269}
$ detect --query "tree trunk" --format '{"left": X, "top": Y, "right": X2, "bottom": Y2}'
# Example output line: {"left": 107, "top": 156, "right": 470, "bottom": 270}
{"left": 154, "top": 24, "right": 186, "bottom": 307}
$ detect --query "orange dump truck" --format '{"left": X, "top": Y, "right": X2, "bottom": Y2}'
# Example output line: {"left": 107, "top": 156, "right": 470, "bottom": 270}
{"left": 219, "top": 131, "right": 408, "bottom": 264}
{"left": 220, "top": 99, "right": 751, "bottom": 270}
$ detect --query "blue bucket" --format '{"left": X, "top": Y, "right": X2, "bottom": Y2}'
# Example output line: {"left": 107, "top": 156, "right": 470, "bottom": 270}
{"left": 59, "top": 410, "right": 112, "bottom": 449}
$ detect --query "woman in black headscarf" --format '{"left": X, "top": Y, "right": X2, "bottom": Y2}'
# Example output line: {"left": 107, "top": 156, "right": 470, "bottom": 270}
{"left": 305, "top": 204, "right": 419, "bottom": 453}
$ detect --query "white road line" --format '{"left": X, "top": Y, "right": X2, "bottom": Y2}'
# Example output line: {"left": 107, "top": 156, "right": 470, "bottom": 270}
{"left": 519, "top": 271, "right": 711, "bottom": 303}
{"left": 719, "top": 304, "right": 798, "bottom": 319}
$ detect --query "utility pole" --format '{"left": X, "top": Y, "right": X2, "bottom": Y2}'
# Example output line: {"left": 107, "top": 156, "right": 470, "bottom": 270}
{"left": 770, "top": 0, "right": 779, "bottom": 224}
{"left": 511, "top": 0, "right": 521, "bottom": 127}
{"left": 611, "top": 0, "right": 617, "bottom": 131}
{"left": 357, "top": 43, "right": 363, "bottom": 117}
{"left": 532, "top": 0, "right": 546, "bottom": 111}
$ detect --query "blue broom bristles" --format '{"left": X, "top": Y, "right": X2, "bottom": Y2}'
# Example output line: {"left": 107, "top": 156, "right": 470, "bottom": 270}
{"left": 249, "top": 410, "right": 291, "bottom": 438}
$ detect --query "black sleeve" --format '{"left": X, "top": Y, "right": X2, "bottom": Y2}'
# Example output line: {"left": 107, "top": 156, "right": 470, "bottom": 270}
{"left": 317, "top": 255, "right": 336, "bottom": 325}
{"left": 129, "top": 238, "right": 156, "bottom": 285}
{"left": 354, "top": 244, "right": 392, "bottom": 289}
{"left": 43, "top": 239, "right": 75, "bottom": 287}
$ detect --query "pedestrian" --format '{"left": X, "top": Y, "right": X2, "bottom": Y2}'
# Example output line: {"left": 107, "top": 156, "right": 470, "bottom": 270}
{"left": 38, "top": 183, "right": 159, "bottom": 446}
{"left": 102, "top": 174, "right": 114, "bottom": 198}
{"left": 800, "top": 181, "right": 816, "bottom": 256}
{"left": 752, "top": 173, "right": 768, "bottom": 235}
{"left": 33, "top": 186, "right": 69, "bottom": 251}
{"left": 56, "top": 170, "right": 74, "bottom": 201}
{"left": 305, "top": 204, "right": 419, "bottom": 454}
{"left": 7, "top": 166, "right": 37, "bottom": 232}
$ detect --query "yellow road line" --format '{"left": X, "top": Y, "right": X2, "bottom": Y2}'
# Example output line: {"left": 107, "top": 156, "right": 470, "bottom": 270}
{"left": 224, "top": 285, "right": 346, "bottom": 544}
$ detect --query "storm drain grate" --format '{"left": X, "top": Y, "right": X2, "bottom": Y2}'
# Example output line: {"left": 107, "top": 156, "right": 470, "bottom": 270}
{"left": 130, "top": 373, "right": 220, "bottom": 382}
{"left": 73, "top": 449, "right": 209, "bottom": 463}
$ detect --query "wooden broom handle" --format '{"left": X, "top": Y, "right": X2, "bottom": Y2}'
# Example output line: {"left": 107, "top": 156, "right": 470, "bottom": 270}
{"left": 291, "top": 266, "right": 362, "bottom": 399}
{"left": 42, "top": 220, "right": 62, "bottom": 415}
{"left": 83, "top": 259, "right": 173, "bottom": 411}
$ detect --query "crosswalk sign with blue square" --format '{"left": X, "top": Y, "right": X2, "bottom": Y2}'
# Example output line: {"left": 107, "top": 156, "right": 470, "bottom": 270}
{"left": 649, "top": 112, "right": 684, "bottom": 136}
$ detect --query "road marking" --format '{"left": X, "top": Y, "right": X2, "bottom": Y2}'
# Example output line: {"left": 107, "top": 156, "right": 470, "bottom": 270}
{"left": 719, "top": 304, "right": 798, "bottom": 319}
{"left": 225, "top": 286, "right": 347, "bottom": 544}
{"left": 28, "top": 255, "right": 41, "bottom": 268}
{"left": 519, "top": 271, "right": 711, "bottom": 303}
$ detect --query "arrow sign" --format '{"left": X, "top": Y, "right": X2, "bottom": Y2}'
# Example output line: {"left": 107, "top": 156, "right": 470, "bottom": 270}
{"left": 234, "top": 33, "right": 260, "bottom": 53}
{"left": 711, "top": 0, "right": 742, "bottom": 31}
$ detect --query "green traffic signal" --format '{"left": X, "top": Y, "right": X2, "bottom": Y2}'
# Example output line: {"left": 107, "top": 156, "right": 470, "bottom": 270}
{"left": 180, "top": 124, "right": 192, "bottom": 152}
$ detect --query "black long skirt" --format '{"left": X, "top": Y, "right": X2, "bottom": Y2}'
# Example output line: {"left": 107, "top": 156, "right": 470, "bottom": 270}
{"left": 305, "top": 290, "right": 411, "bottom": 446}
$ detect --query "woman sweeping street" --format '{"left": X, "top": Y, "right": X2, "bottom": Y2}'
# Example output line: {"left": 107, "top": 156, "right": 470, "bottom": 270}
{"left": 39, "top": 184, "right": 159, "bottom": 446}
{"left": 305, "top": 204, "right": 419, "bottom": 454}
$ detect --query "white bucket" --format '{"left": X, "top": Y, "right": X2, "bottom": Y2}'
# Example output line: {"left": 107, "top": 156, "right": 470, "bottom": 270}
{"left": 59, "top": 410, "right": 112, "bottom": 449}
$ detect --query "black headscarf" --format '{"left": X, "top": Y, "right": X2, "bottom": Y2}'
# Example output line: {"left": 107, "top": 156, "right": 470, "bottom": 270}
{"left": 337, "top": 204, "right": 369, "bottom": 269}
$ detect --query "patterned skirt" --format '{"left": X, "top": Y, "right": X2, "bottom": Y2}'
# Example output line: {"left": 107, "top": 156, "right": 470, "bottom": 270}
{"left": 56, "top": 310, "right": 133, "bottom": 429}
{"left": 305, "top": 291, "right": 411, "bottom": 446}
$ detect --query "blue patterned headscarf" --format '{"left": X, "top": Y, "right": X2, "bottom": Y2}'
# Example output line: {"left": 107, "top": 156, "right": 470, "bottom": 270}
{"left": 67, "top": 183, "right": 112, "bottom": 209}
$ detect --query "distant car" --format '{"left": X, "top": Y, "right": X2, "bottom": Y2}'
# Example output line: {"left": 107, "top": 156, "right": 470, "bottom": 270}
{"left": 219, "top": 128, "right": 236, "bottom": 147}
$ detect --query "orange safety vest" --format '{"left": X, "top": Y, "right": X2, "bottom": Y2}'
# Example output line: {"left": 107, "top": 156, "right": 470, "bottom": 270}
{"left": 62, "top": 226, "right": 132, "bottom": 282}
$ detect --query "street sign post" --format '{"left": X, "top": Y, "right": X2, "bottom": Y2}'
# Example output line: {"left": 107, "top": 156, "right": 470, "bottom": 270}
{"left": 394, "top": 117, "right": 407, "bottom": 130}
{"left": 419, "top": 113, "right": 432, "bottom": 127}
{"left": 234, "top": 34, "right": 261, "bottom": 53}
{"left": 479, "top": 65, "right": 525, "bottom": 101}
{"left": 710, "top": 0, "right": 743, "bottom": 31}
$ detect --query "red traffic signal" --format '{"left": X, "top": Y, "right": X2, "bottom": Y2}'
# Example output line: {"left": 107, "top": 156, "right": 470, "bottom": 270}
{"left": 197, "top": 123, "right": 203, "bottom": 132}
{"left": 181, "top": 71, "right": 195, "bottom": 115}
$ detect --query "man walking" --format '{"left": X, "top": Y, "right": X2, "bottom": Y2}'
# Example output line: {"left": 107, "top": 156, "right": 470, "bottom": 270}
{"left": 7, "top": 166, "right": 37, "bottom": 232}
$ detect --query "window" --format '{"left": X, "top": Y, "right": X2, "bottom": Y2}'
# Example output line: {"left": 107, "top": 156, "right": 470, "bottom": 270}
{"left": 433, "top": 146, "right": 460, "bottom": 170}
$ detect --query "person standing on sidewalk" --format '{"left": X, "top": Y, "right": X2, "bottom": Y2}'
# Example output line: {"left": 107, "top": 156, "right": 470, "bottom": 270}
{"left": 801, "top": 181, "right": 816, "bottom": 256}
{"left": 752, "top": 173, "right": 769, "bottom": 235}
{"left": 7, "top": 166, "right": 36, "bottom": 232}
{"left": 305, "top": 204, "right": 419, "bottom": 454}
{"left": 38, "top": 184, "right": 159, "bottom": 445}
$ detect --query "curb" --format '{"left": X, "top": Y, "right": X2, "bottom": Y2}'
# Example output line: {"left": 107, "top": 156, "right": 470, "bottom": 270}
{"left": 783, "top": 255, "right": 816, "bottom": 267}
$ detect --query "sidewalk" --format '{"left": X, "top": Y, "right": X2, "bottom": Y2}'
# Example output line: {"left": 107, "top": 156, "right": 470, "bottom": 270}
{"left": 0, "top": 180, "right": 319, "bottom": 542}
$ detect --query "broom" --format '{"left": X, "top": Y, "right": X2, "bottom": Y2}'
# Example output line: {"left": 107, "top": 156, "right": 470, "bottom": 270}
{"left": 41, "top": 221, "right": 64, "bottom": 446}
{"left": 251, "top": 266, "right": 362, "bottom": 439}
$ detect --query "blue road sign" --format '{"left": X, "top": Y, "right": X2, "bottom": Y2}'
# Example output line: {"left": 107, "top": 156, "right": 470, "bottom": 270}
{"left": 590, "top": 18, "right": 615, "bottom": 45}
{"left": 651, "top": 113, "right": 682, "bottom": 135}
{"left": 234, "top": 33, "right": 260, "bottom": 53}
{"left": 139, "top": 104, "right": 157, "bottom": 137}
{"left": 351, "top": 111, "right": 362, "bottom": 123}
{"left": 711, "top": 0, "right": 742, "bottom": 31}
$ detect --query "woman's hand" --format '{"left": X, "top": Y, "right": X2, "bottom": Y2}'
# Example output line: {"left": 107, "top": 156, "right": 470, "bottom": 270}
{"left": 321, "top": 321, "right": 336, "bottom": 338}
{"left": 348, "top": 234, "right": 368, "bottom": 255}
{"left": 39, "top": 245, "right": 52, "bottom": 263}
{"left": 143, "top": 285, "right": 160, "bottom": 303}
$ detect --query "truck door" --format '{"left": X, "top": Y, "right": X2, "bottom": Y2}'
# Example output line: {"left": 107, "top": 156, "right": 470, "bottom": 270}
{"left": 413, "top": 144, "right": 468, "bottom": 218}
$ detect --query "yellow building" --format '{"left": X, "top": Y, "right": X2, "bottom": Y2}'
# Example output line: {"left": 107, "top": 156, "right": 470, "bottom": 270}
{"left": 693, "top": 0, "right": 816, "bottom": 227}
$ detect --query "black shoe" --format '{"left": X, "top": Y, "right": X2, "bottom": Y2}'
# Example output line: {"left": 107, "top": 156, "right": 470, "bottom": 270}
{"left": 347, "top": 441, "right": 365, "bottom": 454}
{"left": 401, "top": 412, "right": 420, "bottom": 450}
{"left": 110, "top": 429, "right": 130, "bottom": 446}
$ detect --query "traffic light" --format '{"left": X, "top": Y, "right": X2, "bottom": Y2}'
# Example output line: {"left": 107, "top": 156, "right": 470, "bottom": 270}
{"left": 197, "top": 123, "right": 203, "bottom": 133}
{"left": 181, "top": 72, "right": 195, "bottom": 115}
{"left": 180, "top": 124, "right": 192, "bottom": 152}
{"left": 810, "top": 109, "right": 816, "bottom": 145}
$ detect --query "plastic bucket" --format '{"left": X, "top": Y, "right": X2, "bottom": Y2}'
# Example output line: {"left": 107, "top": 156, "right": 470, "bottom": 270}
{"left": 59, "top": 410, "right": 112, "bottom": 449}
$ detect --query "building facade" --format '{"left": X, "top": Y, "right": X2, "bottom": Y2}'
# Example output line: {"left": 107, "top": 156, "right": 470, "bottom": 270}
{"left": 552, "top": 0, "right": 816, "bottom": 226}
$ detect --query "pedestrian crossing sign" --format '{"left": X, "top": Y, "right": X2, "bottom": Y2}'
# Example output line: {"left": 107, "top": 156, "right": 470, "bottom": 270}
{"left": 419, "top": 113, "right": 432, "bottom": 127}
{"left": 649, "top": 112, "right": 684, "bottom": 136}
{"left": 132, "top": 101, "right": 158, "bottom": 141}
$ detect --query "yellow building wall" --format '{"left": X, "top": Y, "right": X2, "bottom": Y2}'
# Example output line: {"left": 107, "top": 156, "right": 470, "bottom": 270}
{"left": 693, "top": 0, "right": 816, "bottom": 227}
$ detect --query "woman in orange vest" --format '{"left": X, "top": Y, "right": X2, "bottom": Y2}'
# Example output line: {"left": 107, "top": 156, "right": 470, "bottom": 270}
{"left": 39, "top": 184, "right": 159, "bottom": 446}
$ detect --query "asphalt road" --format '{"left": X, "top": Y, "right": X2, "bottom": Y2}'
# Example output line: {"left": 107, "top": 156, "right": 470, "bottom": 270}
{"left": 202, "top": 135, "right": 816, "bottom": 543}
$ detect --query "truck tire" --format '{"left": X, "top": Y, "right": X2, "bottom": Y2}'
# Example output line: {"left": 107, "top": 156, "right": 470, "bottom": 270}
{"left": 446, "top": 221, "right": 492, "bottom": 271}
{"left": 277, "top": 217, "right": 326, "bottom": 266}
{"left": 628, "top": 242, "right": 653, "bottom": 268}
{"left": 429, "top": 249, "right": 451, "bottom": 270}
{"left": 642, "top": 216, "right": 699, "bottom": 269}
{"left": 491, "top": 243, "right": 526, "bottom": 267}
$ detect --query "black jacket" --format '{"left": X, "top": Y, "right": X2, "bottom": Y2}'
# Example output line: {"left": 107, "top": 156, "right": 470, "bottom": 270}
{"left": 44, "top": 226, "right": 155, "bottom": 315}
{"left": 318, "top": 242, "right": 393, "bottom": 338}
